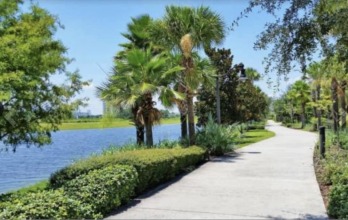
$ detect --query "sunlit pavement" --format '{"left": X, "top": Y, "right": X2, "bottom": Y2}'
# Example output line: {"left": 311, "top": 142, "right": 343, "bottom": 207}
{"left": 107, "top": 120, "right": 327, "bottom": 219}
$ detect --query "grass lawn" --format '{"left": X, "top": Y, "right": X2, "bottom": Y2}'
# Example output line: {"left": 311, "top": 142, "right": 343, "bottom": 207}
{"left": 54, "top": 117, "right": 180, "bottom": 130}
{"left": 235, "top": 129, "right": 275, "bottom": 148}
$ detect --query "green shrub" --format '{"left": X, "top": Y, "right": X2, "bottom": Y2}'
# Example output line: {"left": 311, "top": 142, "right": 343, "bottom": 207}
{"left": 170, "top": 146, "right": 206, "bottom": 174}
{"left": 196, "top": 115, "right": 238, "bottom": 156}
{"left": 63, "top": 164, "right": 137, "bottom": 215}
{"left": 0, "top": 189, "right": 101, "bottom": 220}
{"left": 328, "top": 184, "right": 348, "bottom": 219}
{"left": 50, "top": 147, "right": 205, "bottom": 194}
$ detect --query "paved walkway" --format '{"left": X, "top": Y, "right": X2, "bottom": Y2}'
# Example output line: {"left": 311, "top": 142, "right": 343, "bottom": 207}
{"left": 108, "top": 121, "right": 327, "bottom": 219}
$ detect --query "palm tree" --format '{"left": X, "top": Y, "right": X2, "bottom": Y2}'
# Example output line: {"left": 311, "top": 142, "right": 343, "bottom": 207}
{"left": 98, "top": 47, "right": 183, "bottom": 146}
{"left": 307, "top": 61, "right": 325, "bottom": 129}
{"left": 152, "top": 5, "right": 225, "bottom": 144}
{"left": 290, "top": 80, "right": 311, "bottom": 129}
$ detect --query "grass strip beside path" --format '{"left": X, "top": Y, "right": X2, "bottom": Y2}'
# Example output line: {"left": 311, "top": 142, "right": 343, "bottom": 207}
{"left": 235, "top": 129, "right": 275, "bottom": 149}
{"left": 49, "top": 117, "right": 181, "bottom": 130}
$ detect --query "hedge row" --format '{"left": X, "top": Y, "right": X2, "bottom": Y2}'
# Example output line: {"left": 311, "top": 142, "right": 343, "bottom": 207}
{"left": 0, "top": 164, "right": 137, "bottom": 219}
{"left": 50, "top": 146, "right": 205, "bottom": 193}
{"left": 1, "top": 147, "right": 205, "bottom": 219}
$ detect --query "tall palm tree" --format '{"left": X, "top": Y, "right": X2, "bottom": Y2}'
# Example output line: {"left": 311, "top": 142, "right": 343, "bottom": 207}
{"left": 152, "top": 5, "right": 225, "bottom": 144}
{"left": 98, "top": 47, "right": 183, "bottom": 146}
{"left": 290, "top": 80, "right": 311, "bottom": 129}
{"left": 307, "top": 61, "right": 325, "bottom": 129}
{"left": 113, "top": 14, "right": 168, "bottom": 144}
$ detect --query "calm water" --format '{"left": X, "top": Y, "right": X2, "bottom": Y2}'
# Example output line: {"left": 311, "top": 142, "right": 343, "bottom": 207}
{"left": 0, "top": 124, "right": 180, "bottom": 194}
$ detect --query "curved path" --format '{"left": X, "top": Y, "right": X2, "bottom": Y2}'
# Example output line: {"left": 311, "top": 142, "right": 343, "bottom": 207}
{"left": 108, "top": 121, "right": 327, "bottom": 219}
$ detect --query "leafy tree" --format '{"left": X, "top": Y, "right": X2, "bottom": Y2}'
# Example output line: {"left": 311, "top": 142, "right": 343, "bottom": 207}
{"left": 234, "top": 0, "right": 348, "bottom": 78}
{"left": 0, "top": 1, "right": 87, "bottom": 151}
{"left": 235, "top": 80, "right": 269, "bottom": 123}
{"left": 196, "top": 58, "right": 268, "bottom": 125}
{"left": 204, "top": 47, "right": 237, "bottom": 124}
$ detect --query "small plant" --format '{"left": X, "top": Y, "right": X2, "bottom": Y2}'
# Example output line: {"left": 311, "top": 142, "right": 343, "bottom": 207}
{"left": 196, "top": 115, "right": 238, "bottom": 156}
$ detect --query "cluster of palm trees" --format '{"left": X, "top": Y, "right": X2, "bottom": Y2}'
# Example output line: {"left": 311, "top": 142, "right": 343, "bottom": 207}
{"left": 273, "top": 55, "right": 347, "bottom": 131}
{"left": 97, "top": 6, "right": 225, "bottom": 146}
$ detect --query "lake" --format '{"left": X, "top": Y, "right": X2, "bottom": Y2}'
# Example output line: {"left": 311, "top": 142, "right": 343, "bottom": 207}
{"left": 0, "top": 124, "right": 180, "bottom": 194}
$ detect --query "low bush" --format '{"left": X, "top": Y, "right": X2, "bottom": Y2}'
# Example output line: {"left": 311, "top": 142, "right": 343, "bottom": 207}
{"left": 0, "top": 189, "right": 101, "bottom": 219}
{"left": 63, "top": 164, "right": 137, "bottom": 215}
{"left": 196, "top": 115, "right": 238, "bottom": 156}
{"left": 328, "top": 184, "right": 348, "bottom": 219}
{"left": 50, "top": 147, "right": 205, "bottom": 194}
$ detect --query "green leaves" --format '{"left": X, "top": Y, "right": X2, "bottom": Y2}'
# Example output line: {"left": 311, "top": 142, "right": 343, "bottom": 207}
{"left": 196, "top": 114, "right": 238, "bottom": 156}
{"left": 0, "top": 1, "right": 87, "bottom": 150}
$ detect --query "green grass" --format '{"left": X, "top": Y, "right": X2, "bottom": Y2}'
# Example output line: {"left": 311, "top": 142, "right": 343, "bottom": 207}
{"left": 235, "top": 129, "right": 275, "bottom": 148}
{"left": 48, "top": 117, "right": 181, "bottom": 130}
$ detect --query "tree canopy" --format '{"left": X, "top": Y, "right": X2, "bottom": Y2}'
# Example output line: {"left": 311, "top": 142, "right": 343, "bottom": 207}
{"left": 233, "top": 0, "right": 348, "bottom": 79}
{"left": 0, "top": 0, "right": 87, "bottom": 151}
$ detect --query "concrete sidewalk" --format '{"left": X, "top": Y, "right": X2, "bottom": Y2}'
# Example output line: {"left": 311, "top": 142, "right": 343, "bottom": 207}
{"left": 108, "top": 121, "right": 327, "bottom": 219}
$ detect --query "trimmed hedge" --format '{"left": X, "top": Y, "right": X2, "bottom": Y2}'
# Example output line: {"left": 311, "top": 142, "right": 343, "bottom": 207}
{"left": 0, "top": 165, "right": 137, "bottom": 219}
{"left": 63, "top": 164, "right": 137, "bottom": 215}
{"left": 0, "top": 189, "right": 101, "bottom": 219}
{"left": 50, "top": 146, "right": 205, "bottom": 193}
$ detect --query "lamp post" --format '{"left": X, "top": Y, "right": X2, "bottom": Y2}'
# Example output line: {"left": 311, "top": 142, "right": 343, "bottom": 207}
{"left": 215, "top": 63, "right": 246, "bottom": 124}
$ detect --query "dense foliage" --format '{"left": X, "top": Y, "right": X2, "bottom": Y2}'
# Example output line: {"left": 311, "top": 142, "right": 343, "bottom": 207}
{"left": 315, "top": 140, "right": 348, "bottom": 219}
{"left": 0, "top": 189, "right": 101, "bottom": 219}
{"left": 235, "top": 0, "right": 348, "bottom": 78}
{"left": 0, "top": 0, "right": 87, "bottom": 150}
{"left": 62, "top": 165, "right": 137, "bottom": 216}
{"left": 50, "top": 147, "right": 205, "bottom": 193}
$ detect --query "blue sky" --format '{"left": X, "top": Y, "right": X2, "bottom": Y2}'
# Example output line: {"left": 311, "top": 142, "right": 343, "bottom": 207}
{"left": 27, "top": 0, "right": 302, "bottom": 115}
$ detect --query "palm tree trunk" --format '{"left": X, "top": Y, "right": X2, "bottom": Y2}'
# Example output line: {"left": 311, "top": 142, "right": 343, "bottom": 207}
{"left": 136, "top": 126, "right": 145, "bottom": 145}
{"left": 301, "top": 103, "right": 306, "bottom": 129}
{"left": 340, "top": 80, "right": 346, "bottom": 129}
{"left": 180, "top": 112, "right": 188, "bottom": 139}
{"left": 132, "top": 105, "right": 144, "bottom": 145}
{"left": 331, "top": 77, "right": 339, "bottom": 133}
{"left": 145, "top": 121, "right": 153, "bottom": 147}
{"left": 177, "top": 84, "right": 188, "bottom": 139}
{"left": 316, "top": 85, "right": 322, "bottom": 128}
{"left": 187, "top": 92, "right": 195, "bottom": 145}
{"left": 311, "top": 89, "right": 317, "bottom": 131}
